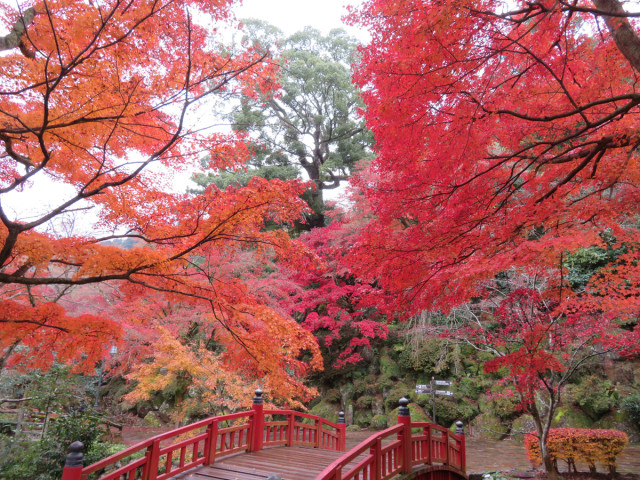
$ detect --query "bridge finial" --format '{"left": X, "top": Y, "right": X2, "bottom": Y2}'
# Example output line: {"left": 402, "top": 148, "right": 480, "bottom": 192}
{"left": 253, "top": 388, "right": 264, "bottom": 405}
{"left": 398, "top": 397, "right": 410, "bottom": 417}
{"left": 338, "top": 411, "right": 345, "bottom": 424}
{"left": 456, "top": 420, "right": 465, "bottom": 435}
{"left": 65, "top": 441, "right": 84, "bottom": 468}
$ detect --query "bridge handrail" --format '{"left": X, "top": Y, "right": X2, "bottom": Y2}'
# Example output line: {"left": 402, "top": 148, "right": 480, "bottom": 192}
{"left": 263, "top": 409, "right": 345, "bottom": 450}
{"left": 79, "top": 410, "right": 255, "bottom": 480}
{"left": 406, "top": 422, "right": 465, "bottom": 471}
{"left": 314, "top": 414, "right": 466, "bottom": 480}
{"left": 65, "top": 390, "right": 346, "bottom": 480}
{"left": 316, "top": 424, "right": 404, "bottom": 480}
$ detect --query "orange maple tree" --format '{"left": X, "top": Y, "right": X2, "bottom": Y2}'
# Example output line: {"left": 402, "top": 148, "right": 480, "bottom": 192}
{"left": 0, "top": 0, "right": 321, "bottom": 405}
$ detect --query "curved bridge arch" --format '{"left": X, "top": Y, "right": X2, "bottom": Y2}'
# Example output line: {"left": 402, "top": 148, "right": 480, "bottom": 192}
{"left": 61, "top": 392, "right": 467, "bottom": 480}
{"left": 403, "top": 464, "right": 468, "bottom": 480}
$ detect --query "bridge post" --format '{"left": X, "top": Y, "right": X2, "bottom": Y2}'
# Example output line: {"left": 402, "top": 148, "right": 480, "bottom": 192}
{"left": 146, "top": 438, "right": 161, "bottom": 480}
{"left": 61, "top": 441, "right": 83, "bottom": 480}
{"left": 337, "top": 411, "right": 346, "bottom": 451}
{"left": 397, "top": 397, "right": 412, "bottom": 474}
{"left": 456, "top": 420, "right": 466, "bottom": 473}
{"left": 251, "top": 388, "right": 264, "bottom": 452}
{"left": 204, "top": 419, "right": 218, "bottom": 465}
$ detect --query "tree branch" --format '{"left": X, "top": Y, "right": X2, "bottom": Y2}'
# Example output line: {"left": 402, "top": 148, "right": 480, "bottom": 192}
{"left": 593, "top": 0, "right": 640, "bottom": 74}
{"left": 0, "top": 7, "right": 36, "bottom": 57}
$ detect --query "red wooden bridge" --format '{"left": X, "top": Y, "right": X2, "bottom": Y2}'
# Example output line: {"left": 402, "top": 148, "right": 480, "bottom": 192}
{"left": 61, "top": 391, "right": 467, "bottom": 480}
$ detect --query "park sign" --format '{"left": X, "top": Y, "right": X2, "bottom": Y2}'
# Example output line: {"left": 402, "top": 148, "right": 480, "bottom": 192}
{"left": 415, "top": 380, "right": 453, "bottom": 396}
{"left": 415, "top": 384, "right": 432, "bottom": 394}
{"left": 435, "top": 390, "right": 453, "bottom": 396}
{"left": 416, "top": 378, "right": 455, "bottom": 424}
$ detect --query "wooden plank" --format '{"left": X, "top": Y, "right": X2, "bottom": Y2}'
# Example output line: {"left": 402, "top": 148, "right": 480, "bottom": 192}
{"left": 179, "top": 446, "right": 366, "bottom": 480}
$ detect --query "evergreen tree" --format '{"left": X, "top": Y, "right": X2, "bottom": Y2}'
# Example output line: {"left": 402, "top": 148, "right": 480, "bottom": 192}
{"left": 193, "top": 22, "right": 372, "bottom": 229}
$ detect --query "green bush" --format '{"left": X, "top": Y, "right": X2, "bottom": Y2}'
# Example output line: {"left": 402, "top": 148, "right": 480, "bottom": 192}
{"left": 552, "top": 406, "right": 592, "bottom": 429}
{"left": 370, "top": 414, "right": 389, "bottom": 431}
{"left": 354, "top": 409, "right": 373, "bottom": 428}
{"left": 324, "top": 389, "right": 342, "bottom": 403}
{"left": 397, "top": 338, "right": 451, "bottom": 375}
{"left": 479, "top": 390, "right": 521, "bottom": 420}
{"left": 383, "top": 384, "right": 412, "bottom": 412}
{"left": 355, "top": 395, "right": 374, "bottom": 410}
{"left": 0, "top": 411, "right": 121, "bottom": 480}
{"left": 457, "top": 376, "right": 492, "bottom": 401}
{"left": 422, "top": 398, "right": 478, "bottom": 427}
{"left": 379, "top": 355, "right": 400, "bottom": 380}
{"left": 622, "top": 393, "right": 640, "bottom": 428}
{"left": 572, "top": 376, "right": 617, "bottom": 420}
{"left": 310, "top": 400, "right": 340, "bottom": 424}
{"left": 473, "top": 412, "right": 509, "bottom": 440}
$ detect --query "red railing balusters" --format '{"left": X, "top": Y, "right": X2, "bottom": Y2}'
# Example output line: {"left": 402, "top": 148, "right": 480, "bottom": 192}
{"left": 63, "top": 390, "right": 353, "bottom": 480}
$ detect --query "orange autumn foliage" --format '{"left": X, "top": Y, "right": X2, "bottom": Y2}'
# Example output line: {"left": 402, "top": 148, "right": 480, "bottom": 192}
{"left": 0, "top": 0, "right": 321, "bottom": 405}
{"left": 525, "top": 428, "right": 629, "bottom": 473}
{"left": 0, "top": 299, "right": 121, "bottom": 372}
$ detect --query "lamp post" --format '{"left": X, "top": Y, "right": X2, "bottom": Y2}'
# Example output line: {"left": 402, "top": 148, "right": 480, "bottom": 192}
{"left": 94, "top": 345, "right": 118, "bottom": 409}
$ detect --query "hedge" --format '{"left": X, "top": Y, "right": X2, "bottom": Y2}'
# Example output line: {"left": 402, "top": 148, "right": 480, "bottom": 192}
{"left": 524, "top": 428, "right": 628, "bottom": 474}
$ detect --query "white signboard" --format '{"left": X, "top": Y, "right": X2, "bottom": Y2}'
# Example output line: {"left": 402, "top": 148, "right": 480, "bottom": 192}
{"left": 435, "top": 390, "right": 454, "bottom": 396}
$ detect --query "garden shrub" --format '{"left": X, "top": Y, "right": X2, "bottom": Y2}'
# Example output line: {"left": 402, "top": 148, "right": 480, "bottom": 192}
{"left": 355, "top": 394, "right": 374, "bottom": 410}
{"left": 473, "top": 412, "right": 508, "bottom": 440}
{"left": 324, "top": 388, "right": 342, "bottom": 404}
{"left": 370, "top": 414, "right": 389, "bottom": 431}
{"left": 479, "top": 389, "right": 521, "bottom": 420}
{"left": 572, "top": 376, "right": 617, "bottom": 420}
{"left": 0, "top": 410, "right": 121, "bottom": 480}
{"left": 310, "top": 400, "right": 340, "bottom": 424}
{"left": 383, "top": 384, "right": 412, "bottom": 412}
{"left": 524, "top": 428, "right": 628, "bottom": 474}
{"left": 379, "top": 354, "right": 400, "bottom": 379}
{"left": 510, "top": 414, "right": 536, "bottom": 443}
{"left": 621, "top": 393, "right": 640, "bottom": 428}
{"left": 551, "top": 406, "right": 591, "bottom": 429}
{"left": 457, "top": 376, "right": 491, "bottom": 401}
{"left": 354, "top": 409, "right": 373, "bottom": 428}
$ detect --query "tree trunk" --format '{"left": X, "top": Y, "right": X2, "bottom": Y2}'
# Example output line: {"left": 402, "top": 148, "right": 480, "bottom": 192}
{"left": 300, "top": 160, "right": 326, "bottom": 229}
{"left": 529, "top": 403, "right": 560, "bottom": 480}
{"left": 593, "top": 0, "right": 640, "bottom": 74}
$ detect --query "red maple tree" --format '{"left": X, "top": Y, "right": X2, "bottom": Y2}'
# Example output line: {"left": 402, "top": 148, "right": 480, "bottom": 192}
{"left": 347, "top": 1, "right": 640, "bottom": 475}
{"left": 347, "top": 0, "right": 640, "bottom": 314}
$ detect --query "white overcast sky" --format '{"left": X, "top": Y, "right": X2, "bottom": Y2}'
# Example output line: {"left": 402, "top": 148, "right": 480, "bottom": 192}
{"left": 234, "top": 0, "right": 367, "bottom": 39}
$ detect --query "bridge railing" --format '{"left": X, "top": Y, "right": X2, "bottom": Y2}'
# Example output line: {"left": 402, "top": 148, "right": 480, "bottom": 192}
{"left": 263, "top": 409, "right": 346, "bottom": 451}
{"left": 315, "top": 398, "right": 466, "bottom": 480}
{"left": 61, "top": 389, "right": 346, "bottom": 480}
{"left": 408, "top": 422, "right": 465, "bottom": 471}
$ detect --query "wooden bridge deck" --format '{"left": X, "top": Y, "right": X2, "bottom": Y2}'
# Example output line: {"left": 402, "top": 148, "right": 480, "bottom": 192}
{"left": 179, "top": 446, "right": 362, "bottom": 480}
